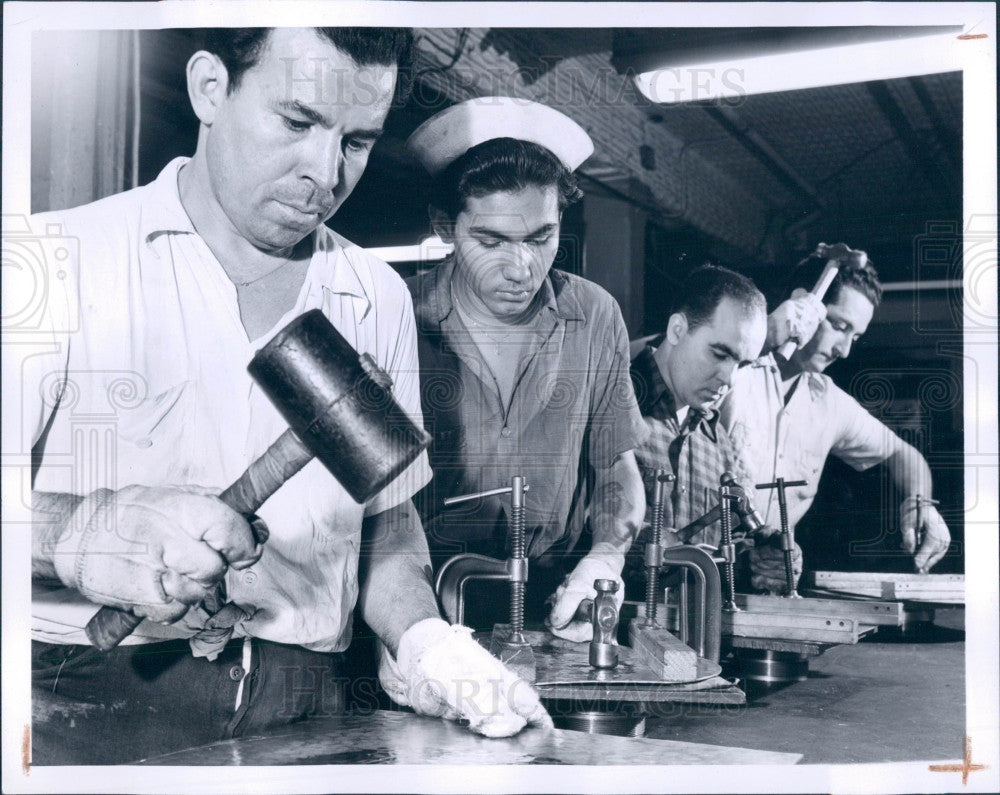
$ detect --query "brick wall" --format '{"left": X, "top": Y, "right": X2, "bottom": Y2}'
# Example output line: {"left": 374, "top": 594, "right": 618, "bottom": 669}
{"left": 412, "top": 28, "right": 769, "bottom": 257}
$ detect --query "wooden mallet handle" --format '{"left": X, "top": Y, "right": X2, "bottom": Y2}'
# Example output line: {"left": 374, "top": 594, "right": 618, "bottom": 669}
{"left": 84, "top": 430, "right": 312, "bottom": 651}
{"left": 776, "top": 258, "right": 841, "bottom": 361}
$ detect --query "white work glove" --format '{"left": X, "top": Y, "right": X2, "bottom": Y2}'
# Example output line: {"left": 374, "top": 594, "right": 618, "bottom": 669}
{"left": 378, "top": 618, "right": 552, "bottom": 738}
{"left": 52, "top": 485, "right": 262, "bottom": 623}
{"left": 900, "top": 498, "right": 950, "bottom": 573}
{"left": 749, "top": 539, "right": 803, "bottom": 595}
{"left": 545, "top": 551, "right": 625, "bottom": 642}
{"left": 766, "top": 288, "right": 827, "bottom": 352}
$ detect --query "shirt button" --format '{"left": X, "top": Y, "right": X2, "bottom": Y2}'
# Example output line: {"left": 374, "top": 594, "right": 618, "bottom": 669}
{"left": 229, "top": 665, "right": 245, "bottom": 681}
{"left": 243, "top": 570, "right": 257, "bottom": 586}
{"left": 136, "top": 438, "right": 153, "bottom": 448}
{"left": 500, "top": 427, "right": 512, "bottom": 438}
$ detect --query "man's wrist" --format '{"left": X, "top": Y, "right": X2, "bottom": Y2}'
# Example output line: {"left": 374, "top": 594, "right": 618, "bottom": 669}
{"left": 32, "top": 491, "right": 87, "bottom": 580}
{"left": 51, "top": 488, "right": 116, "bottom": 591}
{"left": 397, "top": 618, "right": 466, "bottom": 670}
{"left": 900, "top": 494, "right": 939, "bottom": 513}
{"left": 580, "top": 546, "right": 626, "bottom": 576}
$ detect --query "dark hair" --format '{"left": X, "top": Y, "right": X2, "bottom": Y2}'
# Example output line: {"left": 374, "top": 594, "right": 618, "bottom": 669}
{"left": 672, "top": 264, "right": 766, "bottom": 330}
{"left": 203, "top": 27, "right": 414, "bottom": 105}
{"left": 784, "top": 248, "right": 883, "bottom": 309}
{"left": 429, "top": 138, "right": 584, "bottom": 217}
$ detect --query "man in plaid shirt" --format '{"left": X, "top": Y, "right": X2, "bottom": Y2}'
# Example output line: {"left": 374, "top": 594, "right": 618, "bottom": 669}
{"left": 630, "top": 265, "right": 769, "bottom": 555}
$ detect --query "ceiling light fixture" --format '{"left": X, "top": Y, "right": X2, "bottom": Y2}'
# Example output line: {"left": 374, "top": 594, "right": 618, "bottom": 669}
{"left": 633, "top": 28, "right": 967, "bottom": 104}
{"left": 366, "top": 235, "right": 453, "bottom": 264}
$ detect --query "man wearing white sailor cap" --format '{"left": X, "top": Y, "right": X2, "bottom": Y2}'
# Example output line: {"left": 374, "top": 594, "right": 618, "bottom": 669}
{"left": 403, "top": 97, "right": 648, "bottom": 642}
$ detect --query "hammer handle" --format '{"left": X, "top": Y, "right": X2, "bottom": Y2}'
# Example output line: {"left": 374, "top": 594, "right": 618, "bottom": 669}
{"left": 85, "top": 429, "right": 313, "bottom": 651}
{"left": 776, "top": 259, "right": 841, "bottom": 360}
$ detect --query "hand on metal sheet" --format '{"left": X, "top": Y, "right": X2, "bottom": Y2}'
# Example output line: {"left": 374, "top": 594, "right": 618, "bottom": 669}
{"left": 378, "top": 618, "right": 552, "bottom": 738}
{"left": 767, "top": 288, "right": 827, "bottom": 351}
{"left": 52, "top": 485, "right": 262, "bottom": 623}
{"left": 546, "top": 552, "right": 625, "bottom": 642}
{"left": 900, "top": 499, "right": 950, "bottom": 573}
{"left": 749, "top": 540, "right": 803, "bottom": 595}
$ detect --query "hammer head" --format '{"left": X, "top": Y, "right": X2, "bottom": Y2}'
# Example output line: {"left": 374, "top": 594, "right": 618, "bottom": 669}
{"left": 249, "top": 310, "right": 430, "bottom": 504}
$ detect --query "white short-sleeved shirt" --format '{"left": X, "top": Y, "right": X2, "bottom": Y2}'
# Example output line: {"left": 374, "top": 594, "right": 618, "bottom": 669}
{"left": 24, "top": 158, "right": 431, "bottom": 651}
{"left": 721, "top": 355, "right": 902, "bottom": 531}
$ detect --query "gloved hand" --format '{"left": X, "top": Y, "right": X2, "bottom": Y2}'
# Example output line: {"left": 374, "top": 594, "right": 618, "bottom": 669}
{"left": 900, "top": 497, "right": 950, "bottom": 573}
{"left": 377, "top": 618, "right": 552, "bottom": 738}
{"left": 749, "top": 538, "right": 803, "bottom": 595}
{"left": 546, "top": 551, "right": 625, "bottom": 642}
{"left": 767, "top": 288, "right": 827, "bottom": 352}
{"left": 52, "top": 485, "right": 262, "bottom": 623}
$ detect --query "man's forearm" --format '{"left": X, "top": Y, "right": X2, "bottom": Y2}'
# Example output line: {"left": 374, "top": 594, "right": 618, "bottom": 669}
{"left": 885, "top": 440, "right": 935, "bottom": 500}
{"left": 589, "top": 451, "right": 646, "bottom": 557}
{"left": 32, "top": 490, "right": 84, "bottom": 580}
{"left": 357, "top": 500, "right": 441, "bottom": 656}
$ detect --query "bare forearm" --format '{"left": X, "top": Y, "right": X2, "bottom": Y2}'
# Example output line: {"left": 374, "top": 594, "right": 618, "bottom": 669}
{"left": 589, "top": 451, "right": 646, "bottom": 557}
{"left": 885, "top": 441, "right": 935, "bottom": 499}
{"left": 358, "top": 500, "right": 441, "bottom": 656}
{"left": 32, "top": 490, "right": 84, "bottom": 579}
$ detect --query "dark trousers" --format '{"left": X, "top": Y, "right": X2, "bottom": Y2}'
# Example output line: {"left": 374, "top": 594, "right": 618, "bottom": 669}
{"left": 31, "top": 638, "right": 347, "bottom": 765}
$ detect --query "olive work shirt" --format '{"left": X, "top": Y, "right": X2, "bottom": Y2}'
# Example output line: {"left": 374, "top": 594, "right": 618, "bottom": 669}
{"left": 406, "top": 260, "right": 647, "bottom": 564}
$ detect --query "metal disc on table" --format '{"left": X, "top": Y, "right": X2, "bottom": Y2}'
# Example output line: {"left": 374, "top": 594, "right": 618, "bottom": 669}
{"left": 736, "top": 649, "right": 809, "bottom": 684}
{"left": 543, "top": 699, "right": 647, "bottom": 737}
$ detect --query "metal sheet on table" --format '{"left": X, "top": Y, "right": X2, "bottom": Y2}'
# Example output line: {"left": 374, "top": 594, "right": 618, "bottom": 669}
{"left": 478, "top": 630, "right": 721, "bottom": 687}
{"left": 137, "top": 711, "right": 801, "bottom": 766}
{"left": 475, "top": 630, "right": 730, "bottom": 703}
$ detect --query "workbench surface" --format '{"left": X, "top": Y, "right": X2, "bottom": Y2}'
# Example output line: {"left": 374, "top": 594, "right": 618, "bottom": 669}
{"left": 139, "top": 710, "right": 800, "bottom": 766}
{"left": 137, "top": 610, "right": 962, "bottom": 768}
{"left": 645, "top": 608, "right": 966, "bottom": 764}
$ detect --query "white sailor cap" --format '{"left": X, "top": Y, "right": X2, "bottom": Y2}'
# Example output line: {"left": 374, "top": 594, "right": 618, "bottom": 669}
{"left": 406, "top": 96, "right": 594, "bottom": 176}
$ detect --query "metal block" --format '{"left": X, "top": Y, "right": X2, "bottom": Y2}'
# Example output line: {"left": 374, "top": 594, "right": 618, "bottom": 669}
{"left": 726, "top": 636, "right": 825, "bottom": 656}
{"left": 735, "top": 593, "right": 904, "bottom": 626}
{"left": 722, "top": 610, "right": 865, "bottom": 644}
{"left": 812, "top": 571, "right": 965, "bottom": 604}
{"left": 880, "top": 580, "right": 965, "bottom": 603}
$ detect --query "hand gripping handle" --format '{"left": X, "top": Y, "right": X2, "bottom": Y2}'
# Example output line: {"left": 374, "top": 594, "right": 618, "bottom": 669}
{"left": 775, "top": 257, "right": 841, "bottom": 360}
{"left": 84, "top": 430, "right": 311, "bottom": 651}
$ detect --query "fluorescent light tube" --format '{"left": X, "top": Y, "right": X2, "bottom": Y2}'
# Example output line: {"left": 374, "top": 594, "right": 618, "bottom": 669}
{"left": 634, "top": 31, "right": 965, "bottom": 104}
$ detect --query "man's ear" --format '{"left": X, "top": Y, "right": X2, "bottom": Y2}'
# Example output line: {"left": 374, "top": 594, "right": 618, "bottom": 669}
{"left": 429, "top": 206, "right": 455, "bottom": 244}
{"left": 665, "top": 312, "right": 688, "bottom": 345}
{"left": 187, "top": 50, "right": 230, "bottom": 126}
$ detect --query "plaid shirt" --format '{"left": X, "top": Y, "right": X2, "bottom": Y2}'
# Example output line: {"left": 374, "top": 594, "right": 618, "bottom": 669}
{"left": 630, "top": 344, "right": 755, "bottom": 547}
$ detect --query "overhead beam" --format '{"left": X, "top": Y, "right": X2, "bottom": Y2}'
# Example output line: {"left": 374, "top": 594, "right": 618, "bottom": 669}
{"left": 907, "top": 75, "right": 962, "bottom": 175}
{"left": 701, "top": 104, "right": 825, "bottom": 208}
{"left": 865, "top": 80, "right": 959, "bottom": 210}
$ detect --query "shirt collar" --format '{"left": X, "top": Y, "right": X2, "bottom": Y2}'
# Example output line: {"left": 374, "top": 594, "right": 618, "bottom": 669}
{"left": 313, "top": 230, "right": 373, "bottom": 320}
{"left": 420, "top": 257, "right": 581, "bottom": 325}
{"left": 754, "top": 352, "right": 829, "bottom": 402}
{"left": 139, "top": 157, "right": 200, "bottom": 243}
{"left": 750, "top": 352, "right": 780, "bottom": 371}
{"left": 141, "top": 157, "right": 372, "bottom": 317}
{"left": 634, "top": 344, "right": 720, "bottom": 438}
